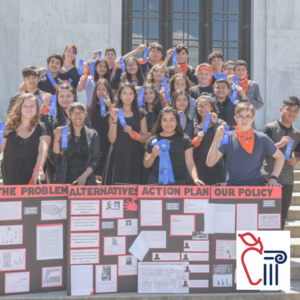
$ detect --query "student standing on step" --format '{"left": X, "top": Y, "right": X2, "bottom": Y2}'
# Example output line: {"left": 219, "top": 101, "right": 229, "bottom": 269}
{"left": 261, "top": 96, "right": 300, "bottom": 229}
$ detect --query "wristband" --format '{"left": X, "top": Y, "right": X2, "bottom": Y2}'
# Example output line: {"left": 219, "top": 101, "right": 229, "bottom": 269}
{"left": 162, "top": 97, "right": 168, "bottom": 105}
{"left": 108, "top": 105, "right": 113, "bottom": 110}
{"left": 112, "top": 122, "right": 117, "bottom": 124}
{"left": 34, "top": 165, "right": 43, "bottom": 171}
{"left": 151, "top": 154, "right": 156, "bottom": 159}
{"left": 270, "top": 175, "right": 278, "bottom": 181}
{"left": 192, "top": 137, "right": 201, "bottom": 148}
{"left": 54, "top": 139, "right": 61, "bottom": 143}
{"left": 130, "top": 131, "right": 140, "bottom": 140}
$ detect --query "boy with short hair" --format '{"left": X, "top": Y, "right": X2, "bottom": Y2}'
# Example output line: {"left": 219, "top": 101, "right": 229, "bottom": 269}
{"left": 207, "top": 102, "right": 284, "bottom": 187}
{"left": 190, "top": 63, "right": 213, "bottom": 99}
{"left": 212, "top": 79, "right": 237, "bottom": 129}
{"left": 7, "top": 66, "right": 51, "bottom": 114}
{"left": 208, "top": 51, "right": 227, "bottom": 85}
{"left": 224, "top": 60, "right": 235, "bottom": 76}
{"left": 228, "top": 60, "right": 263, "bottom": 110}
{"left": 163, "top": 44, "right": 197, "bottom": 87}
{"left": 261, "top": 96, "right": 300, "bottom": 229}
{"left": 91, "top": 47, "right": 117, "bottom": 78}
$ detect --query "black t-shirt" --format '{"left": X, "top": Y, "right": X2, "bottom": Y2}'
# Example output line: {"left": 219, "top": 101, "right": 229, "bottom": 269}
{"left": 145, "top": 133, "right": 194, "bottom": 181}
{"left": 38, "top": 73, "right": 64, "bottom": 95}
{"left": 190, "top": 85, "right": 214, "bottom": 100}
{"left": 193, "top": 125, "right": 215, "bottom": 153}
{"left": 58, "top": 67, "right": 81, "bottom": 90}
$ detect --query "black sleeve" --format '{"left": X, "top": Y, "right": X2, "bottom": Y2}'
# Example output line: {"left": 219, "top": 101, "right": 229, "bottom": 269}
{"left": 7, "top": 93, "right": 20, "bottom": 114}
{"left": 87, "top": 130, "right": 101, "bottom": 171}
{"left": 294, "top": 141, "right": 300, "bottom": 153}
{"left": 260, "top": 125, "right": 272, "bottom": 139}
{"left": 38, "top": 122, "right": 50, "bottom": 136}
{"left": 110, "top": 68, "right": 122, "bottom": 89}
{"left": 85, "top": 115, "right": 92, "bottom": 128}
{"left": 139, "top": 108, "right": 147, "bottom": 121}
{"left": 145, "top": 136, "right": 155, "bottom": 154}
{"left": 183, "top": 135, "right": 194, "bottom": 150}
{"left": 51, "top": 152, "right": 61, "bottom": 166}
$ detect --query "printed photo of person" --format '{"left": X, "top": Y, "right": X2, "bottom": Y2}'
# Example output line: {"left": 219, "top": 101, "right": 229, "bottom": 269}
{"left": 126, "top": 220, "right": 132, "bottom": 226}
{"left": 106, "top": 201, "right": 113, "bottom": 210}
{"left": 112, "top": 238, "right": 118, "bottom": 245}
{"left": 184, "top": 242, "right": 190, "bottom": 249}
{"left": 126, "top": 257, "right": 132, "bottom": 265}
{"left": 102, "top": 266, "right": 111, "bottom": 281}
{"left": 182, "top": 254, "right": 189, "bottom": 260}
{"left": 184, "top": 266, "right": 191, "bottom": 272}
{"left": 154, "top": 254, "right": 160, "bottom": 260}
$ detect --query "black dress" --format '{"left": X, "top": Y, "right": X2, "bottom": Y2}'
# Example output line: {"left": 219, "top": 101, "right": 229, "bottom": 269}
{"left": 58, "top": 67, "right": 81, "bottom": 90}
{"left": 2, "top": 123, "right": 50, "bottom": 185}
{"left": 193, "top": 125, "right": 226, "bottom": 185}
{"left": 146, "top": 111, "right": 159, "bottom": 133}
{"left": 102, "top": 108, "right": 147, "bottom": 185}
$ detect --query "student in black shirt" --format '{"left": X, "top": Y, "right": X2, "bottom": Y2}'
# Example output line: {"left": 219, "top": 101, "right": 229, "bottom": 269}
{"left": 192, "top": 93, "right": 226, "bottom": 185}
{"left": 212, "top": 79, "right": 237, "bottom": 129}
{"left": 144, "top": 107, "right": 204, "bottom": 186}
{"left": 110, "top": 57, "right": 145, "bottom": 89}
{"left": 52, "top": 102, "right": 100, "bottom": 185}
{"left": 190, "top": 63, "right": 214, "bottom": 99}
{"left": 163, "top": 44, "right": 198, "bottom": 87}
{"left": 87, "top": 78, "right": 114, "bottom": 176}
{"left": 7, "top": 66, "right": 51, "bottom": 114}
{"left": 58, "top": 43, "right": 81, "bottom": 90}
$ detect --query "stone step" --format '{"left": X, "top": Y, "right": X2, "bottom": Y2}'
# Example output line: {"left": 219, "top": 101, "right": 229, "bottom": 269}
{"left": 293, "top": 181, "right": 300, "bottom": 192}
{"left": 291, "top": 238, "right": 300, "bottom": 258}
{"left": 292, "top": 193, "right": 300, "bottom": 205}
{"left": 295, "top": 170, "right": 300, "bottom": 180}
{"left": 285, "top": 220, "right": 300, "bottom": 237}
{"left": 295, "top": 163, "right": 300, "bottom": 170}
{"left": 291, "top": 258, "right": 300, "bottom": 280}
{"left": 288, "top": 206, "right": 300, "bottom": 220}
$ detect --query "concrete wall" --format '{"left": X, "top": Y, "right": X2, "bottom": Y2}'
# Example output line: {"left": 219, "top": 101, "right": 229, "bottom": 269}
{"left": 0, "top": 0, "right": 122, "bottom": 120}
{"left": 252, "top": 0, "right": 300, "bottom": 130}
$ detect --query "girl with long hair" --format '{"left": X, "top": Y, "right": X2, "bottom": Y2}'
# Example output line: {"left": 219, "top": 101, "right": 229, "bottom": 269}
{"left": 1, "top": 93, "right": 51, "bottom": 185}
{"left": 52, "top": 103, "right": 100, "bottom": 185}
{"left": 77, "top": 58, "right": 111, "bottom": 106}
{"left": 144, "top": 107, "right": 203, "bottom": 186}
{"left": 87, "top": 78, "right": 114, "bottom": 176}
{"left": 102, "top": 82, "right": 148, "bottom": 185}
{"left": 110, "top": 57, "right": 145, "bottom": 89}
{"left": 192, "top": 93, "right": 226, "bottom": 185}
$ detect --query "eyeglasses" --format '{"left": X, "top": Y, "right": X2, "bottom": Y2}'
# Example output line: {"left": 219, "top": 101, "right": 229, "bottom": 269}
{"left": 197, "top": 105, "right": 211, "bottom": 110}
{"left": 70, "top": 112, "right": 85, "bottom": 117}
{"left": 127, "top": 63, "right": 137, "bottom": 68}
{"left": 236, "top": 116, "right": 253, "bottom": 121}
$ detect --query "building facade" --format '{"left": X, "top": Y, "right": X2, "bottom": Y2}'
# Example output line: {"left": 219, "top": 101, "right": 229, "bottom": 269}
{"left": 0, "top": 0, "right": 298, "bottom": 129}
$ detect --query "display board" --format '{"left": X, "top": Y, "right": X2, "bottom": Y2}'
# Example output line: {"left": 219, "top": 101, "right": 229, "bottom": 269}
{"left": 209, "top": 186, "right": 282, "bottom": 293}
{"left": 67, "top": 185, "right": 138, "bottom": 296}
{"left": 136, "top": 186, "right": 211, "bottom": 294}
{"left": 0, "top": 185, "right": 68, "bottom": 295}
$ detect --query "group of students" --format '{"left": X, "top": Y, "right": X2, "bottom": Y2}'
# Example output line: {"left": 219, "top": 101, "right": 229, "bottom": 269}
{"left": 2, "top": 42, "right": 300, "bottom": 229}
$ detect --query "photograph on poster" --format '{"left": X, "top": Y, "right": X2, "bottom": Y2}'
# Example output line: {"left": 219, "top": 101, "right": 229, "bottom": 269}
{"left": 118, "top": 255, "right": 137, "bottom": 276}
{"left": 42, "top": 266, "right": 62, "bottom": 288}
{"left": 71, "top": 265, "right": 93, "bottom": 296}
{"left": 41, "top": 200, "right": 67, "bottom": 220}
{"left": 0, "top": 225, "right": 23, "bottom": 245}
{"left": 216, "top": 240, "right": 236, "bottom": 260}
{"left": 140, "top": 200, "right": 162, "bottom": 226}
{"left": 213, "top": 264, "right": 233, "bottom": 287}
{"left": 95, "top": 265, "right": 117, "bottom": 293}
{"left": 102, "top": 200, "right": 124, "bottom": 219}
{"left": 36, "top": 224, "right": 63, "bottom": 260}
{"left": 5, "top": 271, "right": 30, "bottom": 294}
{"left": 138, "top": 262, "right": 188, "bottom": 294}
{"left": 192, "top": 231, "right": 208, "bottom": 240}
{"left": 0, "top": 249, "right": 26, "bottom": 271}
{"left": 70, "top": 200, "right": 100, "bottom": 215}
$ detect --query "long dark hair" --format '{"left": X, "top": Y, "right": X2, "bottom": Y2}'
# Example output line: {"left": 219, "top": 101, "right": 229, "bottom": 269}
{"left": 56, "top": 83, "right": 77, "bottom": 125}
{"left": 124, "top": 57, "right": 145, "bottom": 86}
{"left": 94, "top": 58, "right": 111, "bottom": 82}
{"left": 194, "top": 93, "right": 216, "bottom": 124}
{"left": 142, "top": 83, "right": 163, "bottom": 113}
{"left": 62, "top": 102, "right": 88, "bottom": 160}
{"left": 87, "top": 78, "right": 114, "bottom": 128}
{"left": 152, "top": 107, "right": 184, "bottom": 135}
{"left": 169, "top": 89, "right": 191, "bottom": 116}
{"left": 169, "top": 73, "right": 190, "bottom": 98}
{"left": 114, "top": 82, "right": 140, "bottom": 118}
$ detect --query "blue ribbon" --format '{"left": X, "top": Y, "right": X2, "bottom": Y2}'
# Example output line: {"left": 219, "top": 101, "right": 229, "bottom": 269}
{"left": 222, "top": 125, "right": 230, "bottom": 144}
{"left": 100, "top": 98, "right": 106, "bottom": 116}
{"left": 138, "top": 87, "right": 144, "bottom": 107}
{"left": 90, "top": 60, "right": 95, "bottom": 75}
{"left": 164, "top": 83, "right": 171, "bottom": 102}
{"left": 46, "top": 70, "right": 57, "bottom": 87}
{"left": 61, "top": 127, "right": 68, "bottom": 149}
{"left": 159, "top": 77, "right": 168, "bottom": 90}
{"left": 119, "top": 56, "right": 126, "bottom": 71}
{"left": 143, "top": 47, "right": 148, "bottom": 62}
{"left": 67, "top": 78, "right": 73, "bottom": 84}
{"left": 0, "top": 122, "right": 5, "bottom": 144}
{"left": 230, "top": 75, "right": 239, "bottom": 102}
{"left": 173, "top": 51, "right": 177, "bottom": 65}
{"left": 212, "top": 70, "right": 227, "bottom": 80}
{"left": 37, "top": 94, "right": 43, "bottom": 111}
{"left": 99, "top": 50, "right": 102, "bottom": 58}
{"left": 202, "top": 114, "right": 211, "bottom": 133}
{"left": 118, "top": 109, "right": 126, "bottom": 127}
{"left": 50, "top": 95, "right": 56, "bottom": 116}
{"left": 152, "top": 139, "right": 158, "bottom": 147}
{"left": 179, "top": 112, "right": 184, "bottom": 128}
{"left": 78, "top": 60, "right": 84, "bottom": 75}
{"left": 158, "top": 139, "right": 175, "bottom": 185}
{"left": 285, "top": 140, "right": 294, "bottom": 160}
